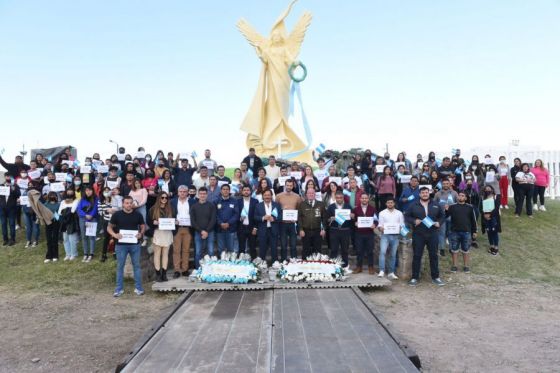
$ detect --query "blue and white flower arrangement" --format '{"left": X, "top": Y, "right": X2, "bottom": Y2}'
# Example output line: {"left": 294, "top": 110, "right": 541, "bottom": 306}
{"left": 196, "top": 252, "right": 261, "bottom": 284}
{"left": 278, "top": 253, "right": 347, "bottom": 283}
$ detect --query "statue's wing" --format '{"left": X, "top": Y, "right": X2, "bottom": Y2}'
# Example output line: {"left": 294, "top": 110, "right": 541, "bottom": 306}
{"left": 286, "top": 11, "right": 312, "bottom": 58}
{"left": 237, "top": 18, "right": 267, "bottom": 49}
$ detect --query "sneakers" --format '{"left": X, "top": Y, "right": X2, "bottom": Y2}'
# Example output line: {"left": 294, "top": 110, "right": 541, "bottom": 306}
{"left": 173, "top": 272, "right": 181, "bottom": 279}
{"left": 100, "top": 255, "right": 107, "bottom": 263}
{"left": 539, "top": 205, "right": 546, "bottom": 212}
{"left": 25, "top": 241, "right": 31, "bottom": 248}
{"left": 113, "top": 290, "right": 124, "bottom": 298}
{"left": 82, "top": 255, "right": 88, "bottom": 262}
{"left": 432, "top": 278, "right": 445, "bottom": 286}
{"left": 439, "top": 249, "right": 446, "bottom": 257}
{"left": 377, "top": 271, "right": 385, "bottom": 278}
{"left": 52, "top": 258, "right": 58, "bottom": 262}
{"left": 387, "top": 273, "right": 398, "bottom": 280}
{"left": 2, "top": 240, "right": 7, "bottom": 246}
{"left": 31, "top": 241, "right": 38, "bottom": 248}
{"left": 8, "top": 239, "right": 15, "bottom": 246}
{"left": 504, "top": 205, "right": 509, "bottom": 209}
{"left": 134, "top": 289, "right": 145, "bottom": 296}
{"left": 69, "top": 256, "right": 76, "bottom": 261}
{"left": 63, "top": 256, "right": 70, "bottom": 261}
{"left": 533, "top": 204, "right": 538, "bottom": 211}
{"left": 408, "top": 278, "right": 418, "bottom": 286}
{"left": 463, "top": 266, "right": 470, "bottom": 273}
{"left": 450, "top": 266, "right": 458, "bottom": 273}
{"left": 141, "top": 239, "right": 148, "bottom": 248}
{"left": 471, "top": 241, "right": 479, "bottom": 248}
{"left": 85, "top": 255, "right": 93, "bottom": 263}
{"left": 44, "top": 259, "right": 51, "bottom": 263}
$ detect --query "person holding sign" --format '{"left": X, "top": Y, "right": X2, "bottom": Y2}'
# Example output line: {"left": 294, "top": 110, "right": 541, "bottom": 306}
{"left": 108, "top": 196, "right": 145, "bottom": 297}
{"left": 352, "top": 193, "right": 377, "bottom": 274}
{"left": 276, "top": 179, "right": 303, "bottom": 261}
{"left": 147, "top": 192, "right": 176, "bottom": 282}
{"left": 216, "top": 184, "right": 240, "bottom": 253}
{"left": 170, "top": 186, "right": 196, "bottom": 278}
{"left": 297, "top": 187, "right": 326, "bottom": 258}
{"left": 273, "top": 166, "right": 300, "bottom": 195}
{"left": 43, "top": 192, "right": 61, "bottom": 263}
{"left": 0, "top": 173, "right": 21, "bottom": 246}
{"left": 377, "top": 197, "right": 404, "bottom": 279}
{"left": 434, "top": 179, "right": 459, "bottom": 257}
{"left": 58, "top": 190, "right": 80, "bottom": 260}
{"left": 325, "top": 191, "right": 353, "bottom": 267}
{"left": 237, "top": 185, "right": 258, "bottom": 259}
{"left": 199, "top": 149, "right": 218, "bottom": 176}
{"left": 255, "top": 189, "right": 282, "bottom": 263}
{"left": 446, "top": 191, "right": 477, "bottom": 272}
{"left": 404, "top": 186, "right": 445, "bottom": 286}
{"left": 77, "top": 186, "right": 99, "bottom": 262}
{"left": 173, "top": 155, "right": 197, "bottom": 188}
{"left": 190, "top": 187, "right": 217, "bottom": 269}
{"left": 375, "top": 166, "right": 396, "bottom": 211}
{"left": 241, "top": 147, "right": 263, "bottom": 177}
{"left": 514, "top": 163, "right": 536, "bottom": 218}
{"left": 480, "top": 186, "right": 502, "bottom": 256}
{"left": 399, "top": 176, "right": 420, "bottom": 213}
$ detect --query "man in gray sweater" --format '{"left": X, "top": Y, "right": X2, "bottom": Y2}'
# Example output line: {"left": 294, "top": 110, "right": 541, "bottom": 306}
{"left": 190, "top": 187, "right": 217, "bottom": 268}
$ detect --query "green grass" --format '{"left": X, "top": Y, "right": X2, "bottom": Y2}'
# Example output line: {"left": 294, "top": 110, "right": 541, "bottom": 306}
{"left": 1, "top": 200, "right": 559, "bottom": 295}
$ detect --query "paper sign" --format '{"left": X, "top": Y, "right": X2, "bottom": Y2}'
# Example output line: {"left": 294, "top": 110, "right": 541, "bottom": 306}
{"left": 85, "top": 222, "right": 98, "bottom": 237}
{"left": 335, "top": 209, "right": 351, "bottom": 221}
{"left": 118, "top": 229, "right": 138, "bottom": 244}
{"left": 357, "top": 217, "right": 374, "bottom": 228}
{"left": 278, "top": 176, "right": 290, "bottom": 187}
{"left": 202, "top": 160, "right": 214, "bottom": 169}
{"left": 97, "top": 165, "right": 109, "bottom": 174}
{"left": 422, "top": 216, "right": 435, "bottom": 228}
{"left": 375, "top": 165, "right": 385, "bottom": 173}
{"left": 135, "top": 151, "right": 145, "bottom": 159}
{"left": 177, "top": 216, "right": 191, "bottom": 226}
{"left": 117, "top": 154, "right": 126, "bottom": 161}
{"left": 158, "top": 218, "right": 176, "bottom": 231}
{"left": 282, "top": 209, "right": 298, "bottom": 221}
{"left": 485, "top": 171, "right": 496, "bottom": 183}
{"left": 17, "top": 179, "right": 29, "bottom": 189}
{"left": 80, "top": 166, "right": 91, "bottom": 174}
{"left": 0, "top": 186, "right": 10, "bottom": 197}
{"left": 62, "top": 160, "right": 74, "bottom": 168}
{"left": 217, "top": 180, "right": 229, "bottom": 188}
{"left": 383, "top": 224, "right": 400, "bottom": 235}
{"left": 55, "top": 173, "right": 67, "bottom": 182}
{"left": 92, "top": 160, "right": 103, "bottom": 167}
{"left": 482, "top": 198, "right": 495, "bottom": 213}
{"left": 179, "top": 152, "right": 190, "bottom": 160}
{"left": 28, "top": 170, "right": 41, "bottom": 179}
{"left": 395, "top": 162, "right": 405, "bottom": 169}
{"left": 399, "top": 175, "right": 412, "bottom": 183}
{"left": 107, "top": 181, "right": 118, "bottom": 190}
{"left": 43, "top": 177, "right": 50, "bottom": 184}
{"left": 290, "top": 171, "right": 302, "bottom": 179}
{"left": 19, "top": 196, "right": 29, "bottom": 206}
{"left": 329, "top": 177, "right": 342, "bottom": 186}
{"left": 50, "top": 182, "right": 65, "bottom": 192}
{"left": 315, "top": 192, "right": 322, "bottom": 201}
{"left": 420, "top": 184, "right": 433, "bottom": 192}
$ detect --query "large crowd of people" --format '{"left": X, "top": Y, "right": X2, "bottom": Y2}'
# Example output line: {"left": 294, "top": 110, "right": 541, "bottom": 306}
{"left": 0, "top": 146, "right": 552, "bottom": 296}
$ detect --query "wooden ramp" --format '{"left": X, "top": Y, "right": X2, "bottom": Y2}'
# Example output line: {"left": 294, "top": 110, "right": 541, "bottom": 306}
{"left": 118, "top": 288, "right": 419, "bottom": 373}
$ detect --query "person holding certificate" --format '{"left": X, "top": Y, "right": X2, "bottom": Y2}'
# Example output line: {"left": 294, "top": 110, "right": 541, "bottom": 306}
{"left": 297, "top": 188, "right": 326, "bottom": 258}
{"left": 276, "top": 179, "right": 303, "bottom": 261}
{"left": 147, "top": 192, "right": 176, "bottom": 282}
{"left": 325, "top": 191, "right": 353, "bottom": 267}
{"left": 108, "top": 196, "right": 146, "bottom": 297}
{"left": 170, "top": 185, "right": 196, "bottom": 277}
{"left": 404, "top": 186, "right": 445, "bottom": 286}
{"left": 352, "top": 193, "right": 377, "bottom": 274}
{"left": 0, "top": 173, "right": 21, "bottom": 246}
{"left": 377, "top": 197, "right": 404, "bottom": 279}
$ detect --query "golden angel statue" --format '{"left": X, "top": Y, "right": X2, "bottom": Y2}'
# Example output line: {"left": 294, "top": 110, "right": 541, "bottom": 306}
{"left": 237, "top": 0, "right": 314, "bottom": 164}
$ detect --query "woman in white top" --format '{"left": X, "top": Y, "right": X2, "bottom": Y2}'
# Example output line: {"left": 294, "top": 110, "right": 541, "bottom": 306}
{"left": 255, "top": 178, "right": 275, "bottom": 202}
{"left": 514, "top": 163, "right": 536, "bottom": 217}
{"left": 497, "top": 156, "right": 511, "bottom": 209}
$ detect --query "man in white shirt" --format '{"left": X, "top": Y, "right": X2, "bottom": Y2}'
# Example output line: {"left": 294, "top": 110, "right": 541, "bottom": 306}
{"left": 377, "top": 197, "right": 404, "bottom": 279}
{"left": 172, "top": 185, "right": 193, "bottom": 278}
{"left": 314, "top": 157, "right": 329, "bottom": 188}
{"left": 193, "top": 166, "right": 210, "bottom": 192}
{"left": 264, "top": 155, "right": 281, "bottom": 181}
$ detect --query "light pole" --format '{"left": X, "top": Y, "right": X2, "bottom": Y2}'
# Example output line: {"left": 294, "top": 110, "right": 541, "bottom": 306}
{"left": 109, "top": 139, "right": 119, "bottom": 154}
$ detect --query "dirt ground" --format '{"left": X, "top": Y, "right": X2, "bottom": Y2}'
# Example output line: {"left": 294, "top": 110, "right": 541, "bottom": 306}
{"left": 1, "top": 275, "right": 559, "bottom": 372}
{"left": 365, "top": 274, "right": 560, "bottom": 373}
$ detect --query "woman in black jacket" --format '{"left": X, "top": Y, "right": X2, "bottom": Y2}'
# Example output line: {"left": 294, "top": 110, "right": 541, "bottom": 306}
{"left": 480, "top": 185, "right": 501, "bottom": 256}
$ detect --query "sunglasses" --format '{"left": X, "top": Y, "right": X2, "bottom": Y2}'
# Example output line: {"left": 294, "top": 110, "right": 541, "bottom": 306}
{"left": 160, "top": 196, "right": 168, "bottom": 200}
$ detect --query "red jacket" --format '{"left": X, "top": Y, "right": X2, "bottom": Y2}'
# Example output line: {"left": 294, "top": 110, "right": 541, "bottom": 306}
{"left": 353, "top": 204, "right": 378, "bottom": 235}
{"left": 344, "top": 188, "right": 365, "bottom": 208}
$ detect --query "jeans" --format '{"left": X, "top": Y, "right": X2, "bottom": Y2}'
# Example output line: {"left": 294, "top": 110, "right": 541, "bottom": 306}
{"left": 515, "top": 184, "right": 534, "bottom": 216}
{"left": 533, "top": 185, "right": 546, "bottom": 206}
{"left": 79, "top": 217, "right": 97, "bottom": 255}
{"left": 115, "top": 244, "right": 143, "bottom": 292}
{"left": 412, "top": 232, "right": 440, "bottom": 280}
{"left": 135, "top": 205, "right": 147, "bottom": 224}
{"left": 355, "top": 232, "right": 374, "bottom": 267}
{"left": 194, "top": 231, "right": 215, "bottom": 268}
{"left": 0, "top": 207, "right": 17, "bottom": 242}
{"left": 379, "top": 234, "right": 399, "bottom": 273}
{"left": 217, "top": 231, "right": 238, "bottom": 253}
{"left": 449, "top": 231, "right": 471, "bottom": 253}
{"left": 280, "top": 223, "right": 297, "bottom": 260}
{"left": 330, "top": 228, "right": 350, "bottom": 267}
{"left": 24, "top": 212, "right": 40, "bottom": 243}
{"left": 62, "top": 232, "right": 79, "bottom": 257}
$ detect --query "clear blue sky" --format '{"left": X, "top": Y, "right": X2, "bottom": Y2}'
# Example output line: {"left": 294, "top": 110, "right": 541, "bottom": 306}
{"left": 1, "top": 0, "right": 559, "bottom": 165}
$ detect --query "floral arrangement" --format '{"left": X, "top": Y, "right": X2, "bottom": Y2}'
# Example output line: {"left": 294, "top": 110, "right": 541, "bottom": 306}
{"left": 196, "top": 252, "right": 260, "bottom": 284}
{"left": 277, "top": 254, "right": 348, "bottom": 283}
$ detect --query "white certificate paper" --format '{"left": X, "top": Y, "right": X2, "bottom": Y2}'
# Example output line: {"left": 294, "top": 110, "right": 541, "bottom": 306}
{"left": 278, "top": 176, "right": 290, "bottom": 187}
{"left": 383, "top": 224, "right": 400, "bottom": 235}
{"left": 85, "top": 222, "right": 98, "bottom": 237}
{"left": 282, "top": 209, "right": 298, "bottom": 221}
{"left": 329, "top": 177, "right": 342, "bottom": 186}
{"left": 55, "top": 173, "right": 67, "bottom": 182}
{"left": 357, "top": 217, "right": 374, "bottom": 228}
{"left": 158, "top": 218, "right": 176, "bottom": 231}
{"left": 177, "top": 216, "right": 191, "bottom": 226}
{"left": 50, "top": 182, "right": 65, "bottom": 192}
{"left": 375, "top": 165, "right": 385, "bottom": 173}
{"left": 0, "top": 186, "right": 10, "bottom": 197}
{"left": 335, "top": 209, "right": 351, "bottom": 221}
{"left": 118, "top": 229, "right": 138, "bottom": 244}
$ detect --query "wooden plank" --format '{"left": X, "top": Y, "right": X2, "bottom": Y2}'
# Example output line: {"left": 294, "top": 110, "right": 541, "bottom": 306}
{"left": 122, "top": 291, "right": 223, "bottom": 373}
{"left": 215, "top": 291, "right": 272, "bottom": 373}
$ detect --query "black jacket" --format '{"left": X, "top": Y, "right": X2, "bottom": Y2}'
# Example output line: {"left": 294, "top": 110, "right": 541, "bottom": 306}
{"left": 404, "top": 199, "right": 445, "bottom": 235}
{"left": 0, "top": 184, "right": 21, "bottom": 209}
{"left": 446, "top": 203, "right": 477, "bottom": 234}
{"left": 242, "top": 155, "right": 263, "bottom": 176}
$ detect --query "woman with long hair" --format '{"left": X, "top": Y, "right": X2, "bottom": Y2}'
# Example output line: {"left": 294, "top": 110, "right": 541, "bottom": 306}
{"left": 531, "top": 159, "right": 549, "bottom": 212}
{"left": 376, "top": 166, "right": 396, "bottom": 211}
{"left": 497, "top": 156, "right": 510, "bottom": 209}
{"left": 98, "top": 186, "right": 120, "bottom": 262}
{"left": 481, "top": 185, "right": 501, "bottom": 255}
{"left": 147, "top": 192, "right": 175, "bottom": 282}
{"left": 323, "top": 182, "right": 341, "bottom": 206}
{"left": 255, "top": 178, "right": 275, "bottom": 202}
{"left": 76, "top": 185, "right": 98, "bottom": 262}
{"left": 514, "top": 163, "right": 536, "bottom": 218}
